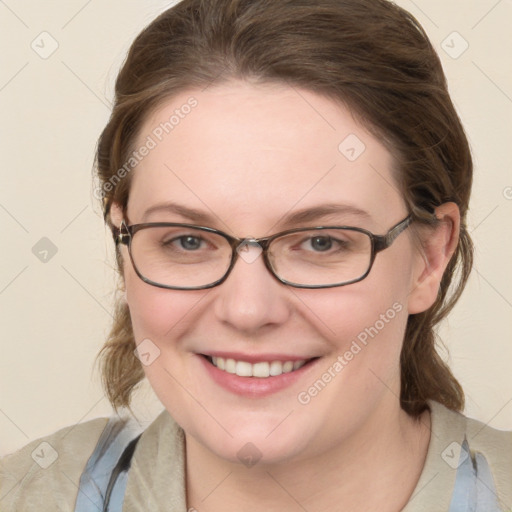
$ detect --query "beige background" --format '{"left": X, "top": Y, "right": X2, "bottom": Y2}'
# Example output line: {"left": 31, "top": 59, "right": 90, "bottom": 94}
{"left": 0, "top": 0, "right": 511, "bottom": 456}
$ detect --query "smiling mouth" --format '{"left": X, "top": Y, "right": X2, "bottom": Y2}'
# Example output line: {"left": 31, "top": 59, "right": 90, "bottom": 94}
{"left": 203, "top": 355, "right": 317, "bottom": 378}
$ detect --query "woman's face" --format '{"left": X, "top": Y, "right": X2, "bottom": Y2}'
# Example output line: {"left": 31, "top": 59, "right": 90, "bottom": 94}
{"left": 118, "top": 81, "right": 426, "bottom": 464}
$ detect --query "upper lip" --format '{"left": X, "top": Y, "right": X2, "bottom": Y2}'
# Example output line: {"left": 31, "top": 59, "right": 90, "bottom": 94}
{"left": 199, "top": 351, "right": 318, "bottom": 363}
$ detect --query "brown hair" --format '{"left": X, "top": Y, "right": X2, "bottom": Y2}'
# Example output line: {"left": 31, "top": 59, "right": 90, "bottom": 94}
{"left": 96, "top": 0, "right": 472, "bottom": 416}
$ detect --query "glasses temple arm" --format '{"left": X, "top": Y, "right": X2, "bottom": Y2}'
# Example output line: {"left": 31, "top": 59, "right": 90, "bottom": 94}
{"left": 373, "top": 215, "right": 413, "bottom": 252}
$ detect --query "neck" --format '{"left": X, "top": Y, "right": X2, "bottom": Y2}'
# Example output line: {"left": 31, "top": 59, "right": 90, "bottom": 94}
{"left": 185, "top": 400, "right": 431, "bottom": 512}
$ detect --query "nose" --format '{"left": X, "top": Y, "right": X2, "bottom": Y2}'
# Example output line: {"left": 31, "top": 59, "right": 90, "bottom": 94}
{"left": 212, "top": 244, "right": 291, "bottom": 334}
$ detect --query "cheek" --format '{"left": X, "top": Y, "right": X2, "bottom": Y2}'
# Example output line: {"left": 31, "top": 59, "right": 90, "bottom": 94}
{"left": 286, "top": 287, "right": 409, "bottom": 455}
{"left": 293, "top": 289, "right": 408, "bottom": 431}
{"left": 124, "top": 263, "right": 204, "bottom": 342}
{"left": 296, "top": 261, "right": 412, "bottom": 388}
{"left": 300, "top": 278, "right": 408, "bottom": 351}
{"left": 124, "top": 267, "right": 208, "bottom": 411}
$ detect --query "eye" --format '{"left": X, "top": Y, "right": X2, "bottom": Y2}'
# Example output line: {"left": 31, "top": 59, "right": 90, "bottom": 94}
{"left": 178, "top": 235, "right": 202, "bottom": 250}
{"left": 299, "top": 234, "right": 350, "bottom": 253}
{"left": 163, "top": 235, "right": 206, "bottom": 251}
{"left": 308, "top": 236, "right": 333, "bottom": 252}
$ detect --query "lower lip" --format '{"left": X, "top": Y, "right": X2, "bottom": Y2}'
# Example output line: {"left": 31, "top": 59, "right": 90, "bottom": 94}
{"left": 198, "top": 355, "right": 320, "bottom": 397}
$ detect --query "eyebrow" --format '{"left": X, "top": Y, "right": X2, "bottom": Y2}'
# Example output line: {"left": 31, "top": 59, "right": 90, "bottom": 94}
{"left": 141, "top": 202, "right": 372, "bottom": 228}
{"left": 278, "top": 204, "right": 372, "bottom": 228}
{"left": 142, "top": 202, "right": 216, "bottom": 224}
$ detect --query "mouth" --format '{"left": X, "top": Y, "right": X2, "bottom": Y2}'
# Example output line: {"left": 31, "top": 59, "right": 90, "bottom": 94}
{"left": 198, "top": 353, "right": 321, "bottom": 397}
{"left": 203, "top": 355, "right": 314, "bottom": 378}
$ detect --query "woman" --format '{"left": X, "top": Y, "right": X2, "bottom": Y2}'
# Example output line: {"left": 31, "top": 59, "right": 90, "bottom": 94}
{"left": 1, "top": 0, "right": 511, "bottom": 510}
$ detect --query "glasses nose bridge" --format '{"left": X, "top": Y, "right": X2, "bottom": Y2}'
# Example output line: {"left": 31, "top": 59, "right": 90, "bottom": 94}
{"left": 230, "top": 234, "right": 272, "bottom": 252}
{"left": 228, "top": 235, "right": 274, "bottom": 277}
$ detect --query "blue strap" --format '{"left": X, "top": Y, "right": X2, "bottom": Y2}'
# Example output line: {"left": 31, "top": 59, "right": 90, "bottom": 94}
{"left": 74, "top": 416, "right": 144, "bottom": 512}
{"left": 448, "top": 437, "right": 503, "bottom": 511}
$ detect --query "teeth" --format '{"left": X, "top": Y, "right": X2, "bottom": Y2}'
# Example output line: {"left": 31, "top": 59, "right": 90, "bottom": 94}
{"left": 236, "top": 361, "right": 252, "bottom": 377}
{"left": 283, "top": 361, "right": 294, "bottom": 373}
{"left": 253, "top": 362, "right": 270, "bottom": 378}
{"left": 225, "top": 358, "right": 236, "bottom": 374}
{"left": 269, "top": 361, "right": 283, "bottom": 376}
{"left": 209, "top": 356, "right": 308, "bottom": 378}
{"left": 293, "top": 361, "right": 305, "bottom": 370}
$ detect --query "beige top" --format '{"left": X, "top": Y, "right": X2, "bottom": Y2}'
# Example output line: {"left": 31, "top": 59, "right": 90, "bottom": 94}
{"left": 1, "top": 401, "right": 511, "bottom": 511}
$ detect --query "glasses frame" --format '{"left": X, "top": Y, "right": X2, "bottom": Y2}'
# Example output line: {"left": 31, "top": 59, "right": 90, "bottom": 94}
{"left": 114, "top": 215, "right": 412, "bottom": 290}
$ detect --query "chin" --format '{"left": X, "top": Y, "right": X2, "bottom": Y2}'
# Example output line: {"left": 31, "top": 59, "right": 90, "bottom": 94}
{"left": 203, "top": 429, "right": 312, "bottom": 467}
{"left": 175, "top": 404, "right": 325, "bottom": 467}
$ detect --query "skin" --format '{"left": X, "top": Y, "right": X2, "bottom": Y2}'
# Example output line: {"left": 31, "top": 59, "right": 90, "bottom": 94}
{"left": 111, "top": 80, "right": 459, "bottom": 512}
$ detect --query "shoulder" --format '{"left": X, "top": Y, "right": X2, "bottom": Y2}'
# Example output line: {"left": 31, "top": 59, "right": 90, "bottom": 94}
{"left": 404, "top": 401, "right": 511, "bottom": 512}
{"left": 123, "top": 409, "right": 187, "bottom": 509}
{"left": 0, "top": 417, "right": 109, "bottom": 511}
{"left": 430, "top": 400, "right": 512, "bottom": 461}
{"left": 461, "top": 406, "right": 512, "bottom": 505}
{"left": 430, "top": 401, "right": 512, "bottom": 506}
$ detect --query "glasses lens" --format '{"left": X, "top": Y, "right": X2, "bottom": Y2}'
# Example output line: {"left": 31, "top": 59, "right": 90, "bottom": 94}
{"left": 268, "top": 228, "right": 372, "bottom": 287}
{"left": 130, "top": 226, "right": 232, "bottom": 288}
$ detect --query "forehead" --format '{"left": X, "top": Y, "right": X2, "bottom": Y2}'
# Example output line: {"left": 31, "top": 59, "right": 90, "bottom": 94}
{"left": 128, "top": 81, "right": 405, "bottom": 232}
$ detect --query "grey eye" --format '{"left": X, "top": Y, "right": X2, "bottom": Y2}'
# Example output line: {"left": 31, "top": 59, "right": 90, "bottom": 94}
{"left": 309, "top": 236, "right": 333, "bottom": 252}
{"left": 177, "top": 236, "right": 203, "bottom": 250}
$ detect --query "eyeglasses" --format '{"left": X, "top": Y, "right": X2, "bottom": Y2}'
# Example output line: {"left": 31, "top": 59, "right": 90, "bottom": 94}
{"left": 114, "top": 215, "right": 412, "bottom": 290}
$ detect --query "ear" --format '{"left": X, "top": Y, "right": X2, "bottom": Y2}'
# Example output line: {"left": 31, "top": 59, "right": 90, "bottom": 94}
{"left": 109, "top": 201, "right": 124, "bottom": 228}
{"left": 109, "top": 201, "right": 129, "bottom": 274}
{"left": 407, "top": 202, "right": 460, "bottom": 314}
